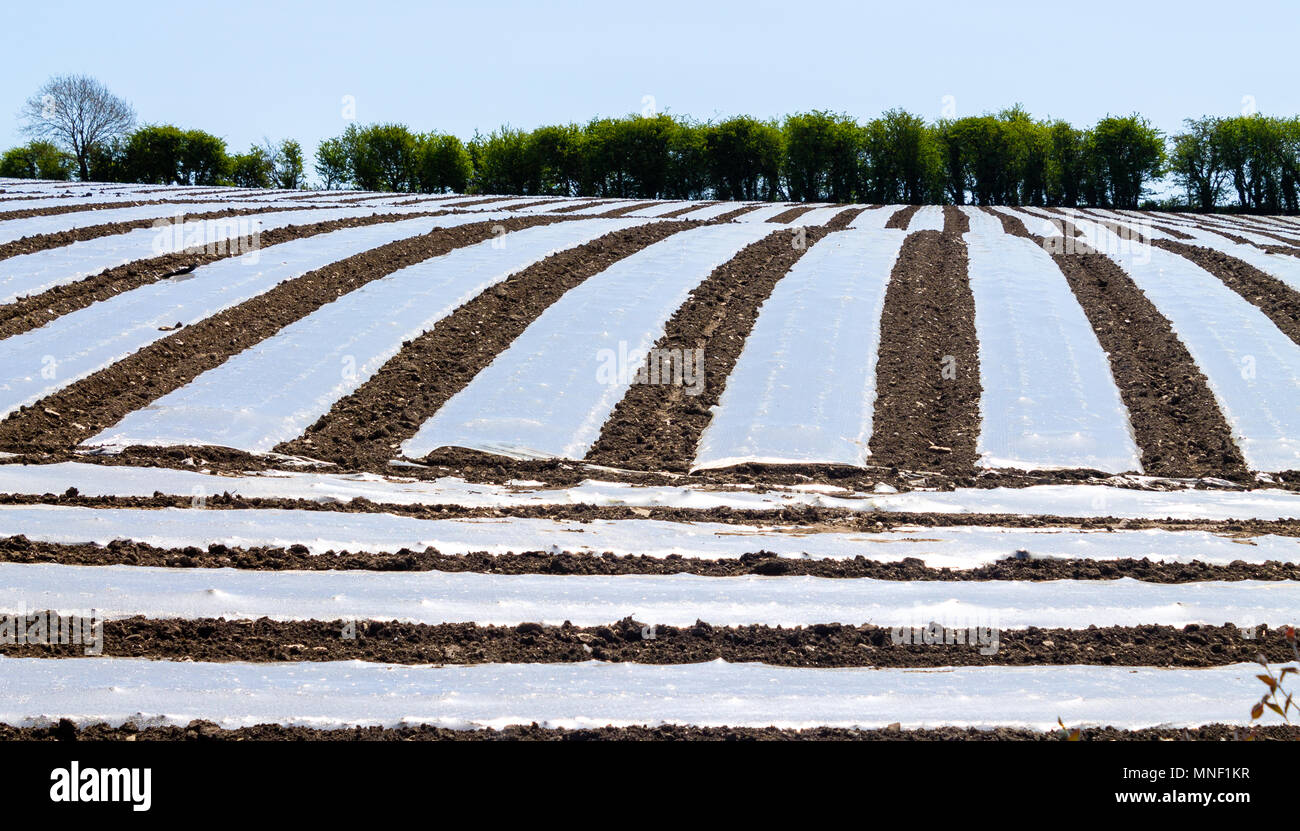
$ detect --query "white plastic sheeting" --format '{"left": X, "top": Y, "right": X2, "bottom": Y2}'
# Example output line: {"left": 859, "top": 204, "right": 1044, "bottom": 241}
{"left": 2, "top": 563, "right": 1291, "bottom": 629}
{"left": 2, "top": 462, "right": 1300, "bottom": 519}
{"left": 670, "top": 202, "right": 756, "bottom": 220}
{"left": 731, "top": 203, "right": 798, "bottom": 223}
{"left": 964, "top": 208, "right": 1140, "bottom": 471}
{"left": 693, "top": 228, "right": 907, "bottom": 468}
{"left": 0, "top": 215, "right": 481, "bottom": 419}
{"left": 6, "top": 504, "right": 1299, "bottom": 565}
{"left": 87, "top": 219, "right": 652, "bottom": 453}
{"left": 0, "top": 201, "right": 300, "bottom": 245}
{"left": 906, "top": 204, "right": 945, "bottom": 232}
{"left": 1066, "top": 216, "right": 1300, "bottom": 471}
{"left": 0, "top": 206, "right": 435, "bottom": 304}
{"left": 0, "top": 658, "right": 1275, "bottom": 730}
{"left": 403, "top": 223, "right": 776, "bottom": 460}
{"left": 847, "top": 206, "right": 896, "bottom": 230}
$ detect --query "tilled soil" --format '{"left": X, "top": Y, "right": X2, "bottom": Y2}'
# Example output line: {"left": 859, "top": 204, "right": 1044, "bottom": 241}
{"left": 0, "top": 215, "right": 570, "bottom": 452}
{"left": 868, "top": 207, "right": 981, "bottom": 474}
{"left": 885, "top": 204, "right": 920, "bottom": 229}
{"left": 3, "top": 616, "right": 1291, "bottom": 668}
{"left": 994, "top": 208, "right": 1248, "bottom": 479}
{"left": 587, "top": 227, "right": 829, "bottom": 471}
{"left": 5, "top": 533, "right": 1298, "bottom": 581}
{"left": 548, "top": 201, "right": 605, "bottom": 213}
{"left": 657, "top": 201, "right": 718, "bottom": 218}
{"left": 277, "top": 221, "right": 699, "bottom": 467}
{"left": 0, "top": 204, "right": 296, "bottom": 261}
{"left": 0, "top": 200, "right": 158, "bottom": 222}
{"left": 767, "top": 205, "right": 818, "bottom": 223}
{"left": 710, "top": 204, "right": 764, "bottom": 221}
{"left": 597, "top": 201, "right": 663, "bottom": 216}
{"left": 6, "top": 719, "right": 1295, "bottom": 741}
{"left": 1152, "top": 239, "right": 1300, "bottom": 347}
{"left": 824, "top": 206, "right": 869, "bottom": 229}
{"left": 440, "top": 196, "right": 515, "bottom": 208}
{"left": 0, "top": 211, "right": 449, "bottom": 341}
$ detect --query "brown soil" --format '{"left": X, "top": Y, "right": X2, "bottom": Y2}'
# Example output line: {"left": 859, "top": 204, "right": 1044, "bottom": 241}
{"left": 548, "top": 201, "right": 605, "bottom": 213}
{"left": 0, "top": 211, "right": 449, "bottom": 340}
{"left": 1153, "top": 239, "right": 1300, "bottom": 347}
{"left": 7, "top": 719, "right": 1296, "bottom": 741}
{"left": 657, "top": 202, "right": 718, "bottom": 218}
{"left": 767, "top": 205, "right": 817, "bottom": 223}
{"left": 441, "top": 196, "right": 515, "bottom": 208}
{"left": 824, "top": 207, "right": 869, "bottom": 229}
{"left": 1172, "top": 216, "right": 1300, "bottom": 250}
{"left": 5, "top": 531, "right": 1297, "bottom": 581}
{"left": 587, "top": 227, "right": 828, "bottom": 471}
{"left": 0, "top": 215, "right": 571, "bottom": 451}
{"left": 597, "top": 201, "right": 663, "bottom": 217}
{"left": 0, "top": 204, "right": 297, "bottom": 261}
{"left": 4, "top": 616, "right": 1291, "bottom": 669}
{"left": 0, "top": 200, "right": 155, "bottom": 222}
{"left": 710, "top": 204, "right": 764, "bottom": 222}
{"left": 994, "top": 208, "right": 1248, "bottom": 479}
{"left": 885, "top": 205, "right": 920, "bottom": 229}
{"left": 868, "top": 207, "right": 981, "bottom": 474}
{"left": 277, "top": 221, "right": 698, "bottom": 467}
{"left": 499, "top": 199, "right": 561, "bottom": 211}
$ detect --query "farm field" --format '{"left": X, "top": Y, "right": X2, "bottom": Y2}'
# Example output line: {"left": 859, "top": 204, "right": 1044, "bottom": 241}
{"left": 2, "top": 178, "right": 1300, "bottom": 739}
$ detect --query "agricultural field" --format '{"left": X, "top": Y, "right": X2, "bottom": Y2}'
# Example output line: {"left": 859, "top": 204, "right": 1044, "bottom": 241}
{"left": 2, "top": 177, "right": 1300, "bottom": 739}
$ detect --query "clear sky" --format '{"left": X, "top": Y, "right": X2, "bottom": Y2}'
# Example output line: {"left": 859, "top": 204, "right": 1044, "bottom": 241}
{"left": 3, "top": 0, "right": 1295, "bottom": 186}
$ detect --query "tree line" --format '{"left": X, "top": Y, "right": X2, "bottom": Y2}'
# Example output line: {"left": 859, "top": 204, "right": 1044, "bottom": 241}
{"left": 5, "top": 75, "right": 1299, "bottom": 212}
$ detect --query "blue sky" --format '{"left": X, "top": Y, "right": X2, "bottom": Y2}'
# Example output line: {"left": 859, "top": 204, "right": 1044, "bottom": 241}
{"left": 3, "top": 0, "right": 1295, "bottom": 185}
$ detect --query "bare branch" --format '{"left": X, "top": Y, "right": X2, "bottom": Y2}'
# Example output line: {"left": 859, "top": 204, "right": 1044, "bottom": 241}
{"left": 20, "top": 75, "right": 135, "bottom": 181}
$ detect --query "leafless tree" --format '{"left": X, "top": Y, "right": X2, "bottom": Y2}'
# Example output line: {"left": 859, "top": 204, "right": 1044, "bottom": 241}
{"left": 20, "top": 75, "right": 135, "bottom": 182}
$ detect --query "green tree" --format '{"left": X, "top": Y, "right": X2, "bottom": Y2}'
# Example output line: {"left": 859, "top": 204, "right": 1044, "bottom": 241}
{"left": 704, "top": 116, "right": 783, "bottom": 201}
{"left": 179, "top": 130, "right": 228, "bottom": 185}
{"left": 1087, "top": 115, "right": 1165, "bottom": 208}
{"left": 861, "top": 109, "right": 942, "bottom": 204}
{"left": 526, "top": 124, "right": 585, "bottom": 196}
{"left": 122, "top": 125, "right": 187, "bottom": 184}
{"left": 315, "top": 137, "right": 350, "bottom": 189}
{"left": 1169, "top": 117, "right": 1227, "bottom": 210}
{"left": 0, "top": 140, "right": 74, "bottom": 179}
{"left": 472, "top": 127, "right": 533, "bottom": 194}
{"left": 228, "top": 145, "right": 275, "bottom": 188}
{"left": 273, "top": 139, "right": 305, "bottom": 189}
{"left": 781, "top": 111, "right": 860, "bottom": 202}
{"left": 416, "top": 132, "right": 471, "bottom": 193}
{"left": 1045, "top": 121, "right": 1088, "bottom": 207}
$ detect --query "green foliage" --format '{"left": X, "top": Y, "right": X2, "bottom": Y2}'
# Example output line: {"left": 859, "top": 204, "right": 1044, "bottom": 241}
{"left": 273, "top": 139, "right": 305, "bottom": 189}
{"left": 781, "top": 110, "right": 860, "bottom": 202}
{"left": 0, "top": 140, "right": 74, "bottom": 180}
{"left": 704, "top": 116, "right": 782, "bottom": 201}
{"left": 300, "top": 107, "right": 1297, "bottom": 211}
{"left": 228, "top": 145, "right": 275, "bottom": 188}
{"left": 471, "top": 127, "right": 532, "bottom": 195}
{"left": 120, "top": 125, "right": 229, "bottom": 186}
{"left": 314, "top": 137, "right": 349, "bottom": 190}
{"left": 861, "top": 109, "right": 942, "bottom": 204}
{"left": 526, "top": 124, "right": 585, "bottom": 196}
{"left": 416, "top": 133, "right": 471, "bottom": 193}
{"left": 1087, "top": 115, "right": 1165, "bottom": 208}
